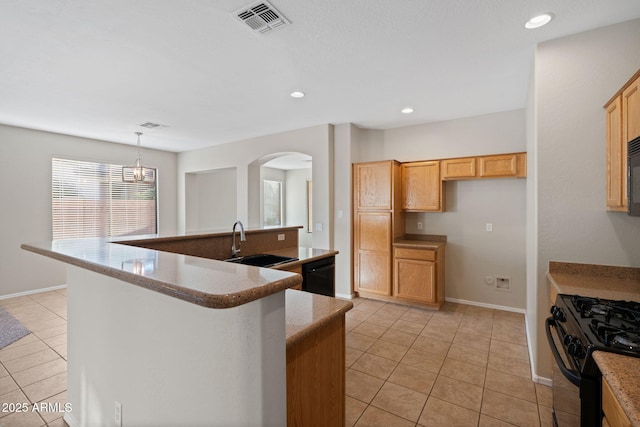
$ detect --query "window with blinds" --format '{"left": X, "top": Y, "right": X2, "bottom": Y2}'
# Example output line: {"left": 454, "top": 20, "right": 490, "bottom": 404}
{"left": 52, "top": 158, "right": 157, "bottom": 239}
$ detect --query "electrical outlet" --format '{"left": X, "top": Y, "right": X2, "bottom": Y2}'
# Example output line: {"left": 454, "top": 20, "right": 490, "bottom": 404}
{"left": 486, "top": 223, "right": 493, "bottom": 232}
{"left": 417, "top": 222, "right": 423, "bottom": 230}
{"left": 115, "top": 401, "right": 122, "bottom": 426}
{"left": 277, "top": 234, "right": 285, "bottom": 241}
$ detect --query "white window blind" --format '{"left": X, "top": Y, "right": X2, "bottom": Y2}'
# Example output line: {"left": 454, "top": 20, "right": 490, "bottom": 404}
{"left": 52, "top": 158, "right": 157, "bottom": 239}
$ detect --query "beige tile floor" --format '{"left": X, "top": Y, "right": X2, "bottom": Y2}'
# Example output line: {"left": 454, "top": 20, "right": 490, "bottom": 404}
{"left": 0, "top": 289, "right": 68, "bottom": 427}
{"left": 0, "top": 290, "right": 553, "bottom": 427}
{"left": 345, "top": 298, "right": 553, "bottom": 427}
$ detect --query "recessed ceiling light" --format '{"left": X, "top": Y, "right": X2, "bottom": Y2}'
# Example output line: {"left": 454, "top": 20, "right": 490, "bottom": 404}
{"left": 401, "top": 107, "right": 414, "bottom": 114}
{"left": 290, "top": 91, "right": 305, "bottom": 98}
{"left": 525, "top": 13, "right": 554, "bottom": 29}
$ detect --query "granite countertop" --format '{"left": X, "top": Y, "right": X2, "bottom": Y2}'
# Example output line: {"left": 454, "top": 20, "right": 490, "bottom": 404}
{"left": 393, "top": 234, "right": 447, "bottom": 249}
{"left": 285, "top": 289, "right": 352, "bottom": 348}
{"left": 269, "top": 247, "right": 338, "bottom": 269}
{"left": 593, "top": 351, "right": 640, "bottom": 426}
{"left": 547, "top": 261, "right": 640, "bottom": 301}
{"left": 547, "top": 261, "right": 640, "bottom": 426}
{"left": 21, "top": 237, "right": 303, "bottom": 309}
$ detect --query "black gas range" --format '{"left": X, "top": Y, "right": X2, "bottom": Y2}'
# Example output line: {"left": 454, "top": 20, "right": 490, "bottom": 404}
{"left": 547, "top": 294, "right": 640, "bottom": 426}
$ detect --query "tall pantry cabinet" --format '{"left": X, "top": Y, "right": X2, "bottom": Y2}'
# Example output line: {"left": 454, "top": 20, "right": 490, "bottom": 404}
{"left": 353, "top": 161, "right": 405, "bottom": 296}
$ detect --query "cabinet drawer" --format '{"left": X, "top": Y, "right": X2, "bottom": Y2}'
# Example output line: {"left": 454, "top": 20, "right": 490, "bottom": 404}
{"left": 394, "top": 247, "right": 436, "bottom": 261}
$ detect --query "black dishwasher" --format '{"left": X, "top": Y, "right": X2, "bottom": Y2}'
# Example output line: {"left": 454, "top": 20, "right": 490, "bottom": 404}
{"left": 302, "top": 256, "right": 335, "bottom": 297}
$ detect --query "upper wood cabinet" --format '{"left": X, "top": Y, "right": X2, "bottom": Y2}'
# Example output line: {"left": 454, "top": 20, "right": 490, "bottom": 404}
{"left": 401, "top": 161, "right": 445, "bottom": 212}
{"left": 354, "top": 161, "right": 395, "bottom": 210}
{"left": 606, "top": 96, "right": 624, "bottom": 209}
{"left": 441, "top": 157, "right": 476, "bottom": 179}
{"left": 441, "top": 153, "right": 527, "bottom": 180}
{"left": 605, "top": 70, "right": 640, "bottom": 211}
{"left": 479, "top": 153, "right": 527, "bottom": 178}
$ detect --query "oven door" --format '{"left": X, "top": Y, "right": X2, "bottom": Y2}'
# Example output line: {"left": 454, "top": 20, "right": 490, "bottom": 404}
{"left": 546, "top": 317, "right": 581, "bottom": 427}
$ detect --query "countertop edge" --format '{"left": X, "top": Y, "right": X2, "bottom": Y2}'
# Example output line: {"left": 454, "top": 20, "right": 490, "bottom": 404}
{"left": 21, "top": 243, "right": 301, "bottom": 309}
{"left": 285, "top": 293, "right": 353, "bottom": 349}
{"left": 593, "top": 351, "right": 640, "bottom": 427}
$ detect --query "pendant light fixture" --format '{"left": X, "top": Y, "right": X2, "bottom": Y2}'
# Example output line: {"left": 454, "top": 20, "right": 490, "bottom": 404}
{"left": 122, "top": 132, "right": 156, "bottom": 183}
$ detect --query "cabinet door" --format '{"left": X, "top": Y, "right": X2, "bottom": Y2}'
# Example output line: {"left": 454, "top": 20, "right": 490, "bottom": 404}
{"left": 401, "top": 161, "right": 443, "bottom": 211}
{"left": 354, "top": 212, "right": 392, "bottom": 295}
{"left": 441, "top": 157, "right": 476, "bottom": 180}
{"left": 354, "top": 162, "right": 393, "bottom": 210}
{"left": 606, "top": 96, "right": 624, "bottom": 209}
{"left": 478, "top": 154, "right": 523, "bottom": 177}
{"left": 622, "top": 76, "right": 640, "bottom": 208}
{"left": 394, "top": 258, "right": 436, "bottom": 303}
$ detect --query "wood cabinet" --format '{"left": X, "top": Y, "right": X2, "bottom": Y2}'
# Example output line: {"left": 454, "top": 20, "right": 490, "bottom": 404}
{"left": 606, "top": 97, "right": 624, "bottom": 209}
{"left": 287, "top": 315, "right": 345, "bottom": 427}
{"left": 354, "top": 161, "right": 394, "bottom": 210}
{"left": 401, "top": 161, "right": 445, "bottom": 212}
{"left": 441, "top": 157, "right": 476, "bottom": 179}
{"left": 440, "top": 153, "right": 527, "bottom": 180}
{"left": 393, "top": 246, "right": 444, "bottom": 309}
{"left": 353, "top": 161, "right": 404, "bottom": 297}
{"left": 479, "top": 153, "right": 526, "bottom": 178}
{"left": 602, "top": 377, "right": 632, "bottom": 427}
{"left": 605, "top": 70, "right": 640, "bottom": 211}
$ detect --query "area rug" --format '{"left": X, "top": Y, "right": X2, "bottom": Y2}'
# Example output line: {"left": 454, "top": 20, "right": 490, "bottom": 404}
{"left": 0, "top": 306, "right": 31, "bottom": 350}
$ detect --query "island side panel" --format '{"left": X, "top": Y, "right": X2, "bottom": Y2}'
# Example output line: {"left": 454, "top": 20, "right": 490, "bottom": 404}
{"left": 64, "top": 265, "right": 286, "bottom": 427}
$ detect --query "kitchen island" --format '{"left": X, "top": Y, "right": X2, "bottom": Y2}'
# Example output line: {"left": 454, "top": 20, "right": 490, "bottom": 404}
{"left": 21, "top": 227, "right": 351, "bottom": 427}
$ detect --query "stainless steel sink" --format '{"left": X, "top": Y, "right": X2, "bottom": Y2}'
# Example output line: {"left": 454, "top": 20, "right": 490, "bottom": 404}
{"left": 224, "top": 254, "right": 298, "bottom": 268}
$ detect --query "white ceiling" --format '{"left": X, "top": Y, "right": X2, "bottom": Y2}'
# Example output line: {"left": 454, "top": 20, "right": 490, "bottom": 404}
{"left": 2, "top": 1, "right": 640, "bottom": 153}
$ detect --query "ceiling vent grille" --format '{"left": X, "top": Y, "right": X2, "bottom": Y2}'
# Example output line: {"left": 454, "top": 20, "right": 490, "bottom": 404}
{"left": 138, "top": 121, "right": 168, "bottom": 130}
{"left": 234, "top": 1, "right": 290, "bottom": 34}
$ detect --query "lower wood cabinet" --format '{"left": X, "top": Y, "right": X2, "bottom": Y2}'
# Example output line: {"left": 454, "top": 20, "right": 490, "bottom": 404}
{"left": 393, "top": 245, "right": 445, "bottom": 309}
{"left": 602, "top": 377, "right": 632, "bottom": 427}
{"left": 287, "top": 316, "right": 345, "bottom": 427}
{"left": 354, "top": 211, "right": 393, "bottom": 296}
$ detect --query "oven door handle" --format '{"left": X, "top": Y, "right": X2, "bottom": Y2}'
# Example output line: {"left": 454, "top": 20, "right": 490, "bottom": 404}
{"left": 545, "top": 317, "right": 581, "bottom": 386}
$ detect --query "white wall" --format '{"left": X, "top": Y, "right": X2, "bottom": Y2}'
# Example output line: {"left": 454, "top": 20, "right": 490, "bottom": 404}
{"left": 0, "top": 124, "right": 178, "bottom": 297}
{"left": 533, "top": 18, "right": 640, "bottom": 379}
{"left": 383, "top": 110, "right": 528, "bottom": 310}
{"left": 285, "top": 168, "right": 313, "bottom": 248}
{"left": 177, "top": 125, "right": 333, "bottom": 249}
{"left": 185, "top": 167, "right": 237, "bottom": 233}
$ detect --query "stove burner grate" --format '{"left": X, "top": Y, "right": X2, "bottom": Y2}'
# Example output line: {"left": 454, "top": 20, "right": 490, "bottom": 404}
{"left": 589, "top": 319, "right": 640, "bottom": 351}
{"left": 572, "top": 296, "right": 640, "bottom": 323}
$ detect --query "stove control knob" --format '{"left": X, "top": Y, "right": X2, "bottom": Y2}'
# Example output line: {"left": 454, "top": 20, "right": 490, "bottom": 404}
{"left": 563, "top": 334, "right": 575, "bottom": 347}
{"left": 550, "top": 306, "right": 567, "bottom": 322}
{"left": 568, "top": 339, "right": 584, "bottom": 358}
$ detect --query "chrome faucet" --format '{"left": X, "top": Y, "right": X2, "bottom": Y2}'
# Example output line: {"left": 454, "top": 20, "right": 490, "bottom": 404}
{"left": 231, "top": 220, "right": 246, "bottom": 257}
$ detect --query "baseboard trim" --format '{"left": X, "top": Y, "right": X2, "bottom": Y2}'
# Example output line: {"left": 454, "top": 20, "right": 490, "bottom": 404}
{"left": 533, "top": 374, "right": 553, "bottom": 387}
{"left": 335, "top": 292, "right": 355, "bottom": 300}
{"left": 444, "top": 297, "right": 526, "bottom": 314}
{"left": 0, "top": 284, "right": 67, "bottom": 300}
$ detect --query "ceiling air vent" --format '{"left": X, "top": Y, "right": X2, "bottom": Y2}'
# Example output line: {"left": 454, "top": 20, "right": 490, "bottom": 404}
{"left": 234, "top": 1, "right": 290, "bottom": 34}
{"left": 138, "top": 122, "right": 168, "bottom": 130}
